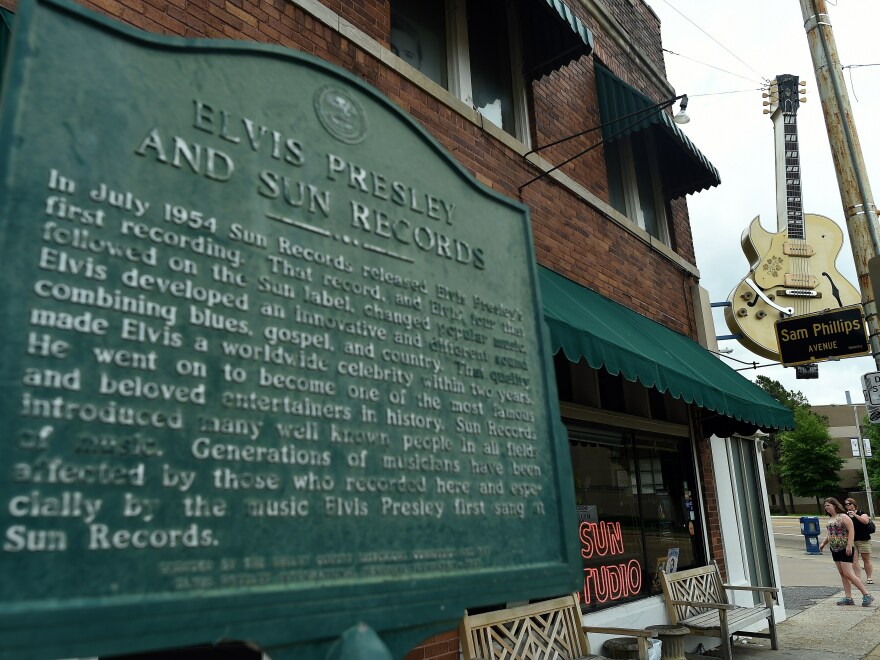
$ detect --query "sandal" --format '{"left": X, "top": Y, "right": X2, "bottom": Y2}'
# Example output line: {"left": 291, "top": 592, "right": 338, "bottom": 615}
{"left": 837, "top": 597, "right": 855, "bottom": 605}
{"left": 868, "top": 578, "right": 874, "bottom": 584}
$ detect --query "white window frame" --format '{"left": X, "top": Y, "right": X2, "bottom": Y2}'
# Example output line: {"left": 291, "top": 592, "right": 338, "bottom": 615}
{"left": 444, "top": 0, "right": 530, "bottom": 146}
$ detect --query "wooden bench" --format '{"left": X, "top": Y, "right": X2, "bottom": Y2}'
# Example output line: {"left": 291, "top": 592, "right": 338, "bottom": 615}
{"left": 460, "top": 593, "right": 657, "bottom": 660}
{"left": 659, "top": 563, "right": 778, "bottom": 660}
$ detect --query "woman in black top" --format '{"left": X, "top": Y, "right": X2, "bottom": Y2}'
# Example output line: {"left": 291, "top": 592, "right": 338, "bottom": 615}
{"left": 845, "top": 498, "right": 873, "bottom": 584}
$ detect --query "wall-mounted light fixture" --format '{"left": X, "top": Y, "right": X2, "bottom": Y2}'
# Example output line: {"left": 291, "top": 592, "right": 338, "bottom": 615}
{"left": 519, "top": 94, "right": 690, "bottom": 193}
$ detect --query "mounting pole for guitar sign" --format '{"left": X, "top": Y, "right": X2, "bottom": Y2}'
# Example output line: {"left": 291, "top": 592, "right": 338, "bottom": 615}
{"left": 799, "top": 0, "right": 880, "bottom": 369}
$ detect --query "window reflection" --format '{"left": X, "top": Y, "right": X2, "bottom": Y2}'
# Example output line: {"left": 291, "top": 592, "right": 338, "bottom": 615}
{"left": 568, "top": 426, "right": 703, "bottom": 610}
{"left": 467, "top": 0, "right": 515, "bottom": 133}
{"left": 390, "top": 0, "right": 447, "bottom": 87}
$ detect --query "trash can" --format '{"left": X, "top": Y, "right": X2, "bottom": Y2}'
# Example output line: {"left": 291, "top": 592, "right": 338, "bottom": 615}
{"left": 800, "top": 516, "right": 821, "bottom": 555}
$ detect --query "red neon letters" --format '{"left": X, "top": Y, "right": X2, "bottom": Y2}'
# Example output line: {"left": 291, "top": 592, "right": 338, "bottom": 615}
{"left": 579, "top": 521, "right": 642, "bottom": 604}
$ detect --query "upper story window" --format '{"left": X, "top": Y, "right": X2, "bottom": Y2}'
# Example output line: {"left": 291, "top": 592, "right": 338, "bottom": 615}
{"left": 390, "top": 1, "right": 448, "bottom": 87}
{"left": 605, "top": 132, "right": 670, "bottom": 244}
{"left": 391, "top": 0, "right": 529, "bottom": 143}
{"left": 595, "top": 64, "right": 722, "bottom": 245}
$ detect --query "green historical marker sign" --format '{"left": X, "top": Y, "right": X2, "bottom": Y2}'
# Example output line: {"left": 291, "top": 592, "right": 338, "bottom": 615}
{"left": 775, "top": 304, "right": 870, "bottom": 366}
{"left": 0, "top": 0, "right": 581, "bottom": 657}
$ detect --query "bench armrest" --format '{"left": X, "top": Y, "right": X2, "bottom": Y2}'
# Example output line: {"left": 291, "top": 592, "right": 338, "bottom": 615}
{"left": 667, "top": 599, "right": 736, "bottom": 610}
{"left": 722, "top": 584, "right": 779, "bottom": 594}
{"left": 582, "top": 626, "right": 657, "bottom": 638}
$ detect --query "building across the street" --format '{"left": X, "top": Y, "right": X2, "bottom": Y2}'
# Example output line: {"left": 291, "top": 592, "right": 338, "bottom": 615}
{"left": 0, "top": 0, "right": 794, "bottom": 658}
{"left": 765, "top": 402, "right": 877, "bottom": 515}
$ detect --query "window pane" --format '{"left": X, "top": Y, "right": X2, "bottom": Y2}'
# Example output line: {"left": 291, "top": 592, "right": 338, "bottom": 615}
{"left": 635, "top": 434, "right": 702, "bottom": 595}
{"left": 604, "top": 141, "right": 627, "bottom": 215}
{"left": 467, "top": 0, "right": 515, "bottom": 134}
{"left": 568, "top": 426, "right": 705, "bottom": 610}
{"left": 631, "top": 135, "right": 662, "bottom": 238}
{"left": 569, "top": 428, "right": 645, "bottom": 610}
{"left": 391, "top": 0, "right": 447, "bottom": 87}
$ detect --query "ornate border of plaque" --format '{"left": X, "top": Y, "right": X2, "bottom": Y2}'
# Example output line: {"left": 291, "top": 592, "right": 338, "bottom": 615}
{"left": 0, "top": 0, "right": 581, "bottom": 656}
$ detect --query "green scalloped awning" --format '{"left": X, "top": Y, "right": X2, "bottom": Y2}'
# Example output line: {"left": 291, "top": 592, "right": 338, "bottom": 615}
{"left": 539, "top": 267, "right": 794, "bottom": 434}
{"left": 595, "top": 64, "right": 721, "bottom": 199}
{"left": 521, "top": 0, "right": 594, "bottom": 81}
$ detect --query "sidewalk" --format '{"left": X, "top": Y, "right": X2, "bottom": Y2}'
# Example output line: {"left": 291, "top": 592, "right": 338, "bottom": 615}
{"left": 683, "top": 526, "right": 880, "bottom": 659}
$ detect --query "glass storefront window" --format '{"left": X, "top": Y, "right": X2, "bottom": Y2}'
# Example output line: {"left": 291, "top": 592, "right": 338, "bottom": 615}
{"left": 568, "top": 425, "right": 704, "bottom": 611}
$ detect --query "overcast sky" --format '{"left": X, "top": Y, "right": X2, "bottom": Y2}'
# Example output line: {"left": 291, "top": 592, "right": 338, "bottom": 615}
{"left": 644, "top": 0, "right": 880, "bottom": 405}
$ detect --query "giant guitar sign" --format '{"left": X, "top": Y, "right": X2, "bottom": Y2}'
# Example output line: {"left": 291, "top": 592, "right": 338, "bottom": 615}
{"left": 725, "top": 75, "right": 861, "bottom": 361}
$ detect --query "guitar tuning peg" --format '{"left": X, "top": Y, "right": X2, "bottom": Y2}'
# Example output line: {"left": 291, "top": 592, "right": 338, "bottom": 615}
{"left": 800, "top": 80, "right": 807, "bottom": 86}
{"left": 763, "top": 109, "right": 771, "bottom": 114}
{"left": 762, "top": 101, "right": 770, "bottom": 106}
{"left": 800, "top": 97, "right": 807, "bottom": 103}
{"left": 762, "top": 92, "right": 769, "bottom": 98}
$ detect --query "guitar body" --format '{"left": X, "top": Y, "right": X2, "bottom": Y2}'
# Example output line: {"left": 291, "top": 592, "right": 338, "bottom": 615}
{"left": 725, "top": 213, "right": 860, "bottom": 360}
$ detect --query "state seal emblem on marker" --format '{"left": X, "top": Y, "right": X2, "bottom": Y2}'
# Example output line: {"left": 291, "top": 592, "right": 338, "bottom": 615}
{"left": 314, "top": 85, "right": 368, "bottom": 144}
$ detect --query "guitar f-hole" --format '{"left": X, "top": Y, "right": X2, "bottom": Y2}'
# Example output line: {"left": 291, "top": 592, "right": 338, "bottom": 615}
{"left": 822, "top": 271, "right": 844, "bottom": 307}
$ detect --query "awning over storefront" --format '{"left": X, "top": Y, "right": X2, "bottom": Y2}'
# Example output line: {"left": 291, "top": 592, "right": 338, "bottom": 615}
{"left": 522, "top": 0, "right": 594, "bottom": 81}
{"left": 538, "top": 267, "right": 794, "bottom": 435}
{"left": 595, "top": 64, "right": 721, "bottom": 199}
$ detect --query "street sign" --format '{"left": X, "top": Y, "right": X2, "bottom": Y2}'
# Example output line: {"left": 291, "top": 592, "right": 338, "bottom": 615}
{"left": 864, "top": 371, "right": 880, "bottom": 405}
{"left": 775, "top": 305, "right": 870, "bottom": 366}
{"left": 796, "top": 363, "right": 819, "bottom": 379}
{"left": 863, "top": 390, "right": 880, "bottom": 423}
{"left": 851, "top": 438, "right": 861, "bottom": 457}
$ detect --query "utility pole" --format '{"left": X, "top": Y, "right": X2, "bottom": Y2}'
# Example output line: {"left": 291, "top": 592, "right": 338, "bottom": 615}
{"left": 845, "top": 390, "right": 875, "bottom": 517}
{"left": 799, "top": 0, "right": 880, "bottom": 369}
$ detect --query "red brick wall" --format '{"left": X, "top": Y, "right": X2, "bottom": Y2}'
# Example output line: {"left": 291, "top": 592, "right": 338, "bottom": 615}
{"left": 403, "top": 629, "right": 459, "bottom": 660}
{"left": 697, "top": 431, "right": 727, "bottom": 580}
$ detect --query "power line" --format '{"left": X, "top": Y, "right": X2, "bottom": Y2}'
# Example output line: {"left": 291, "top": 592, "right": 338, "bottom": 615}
{"left": 658, "top": 0, "right": 768, "bottom": 83}
{"left": 663, "top": 49, "right": 765, "bottom": 85}
{"left": 688, "top": 88, "right": 763, "bottom": 98}
{"left": 707, "top": 348, "right": 782, "bottom": 371}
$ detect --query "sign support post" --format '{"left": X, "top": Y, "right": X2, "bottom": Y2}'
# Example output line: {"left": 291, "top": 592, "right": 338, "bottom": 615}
{"left": 799, "top": 0, "right": 880, "bottom": 369}
{"left": 846, "top": 390, "right": 875, "bottom": 517}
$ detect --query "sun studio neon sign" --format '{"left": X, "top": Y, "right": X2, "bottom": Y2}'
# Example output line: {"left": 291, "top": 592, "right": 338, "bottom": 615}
{"left": 579, "top": 521, "right": 642, "bottom": 604}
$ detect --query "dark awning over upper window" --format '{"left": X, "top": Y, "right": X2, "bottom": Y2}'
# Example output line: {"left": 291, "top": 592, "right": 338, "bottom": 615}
{"left": 538, "top": 267, "right": 794, "bottom": 437}
{"left": 595, "top": 64, "right": 721, "bottom": 199}
{"left": 521, "top": 0, "right": 594, "bottom": 81}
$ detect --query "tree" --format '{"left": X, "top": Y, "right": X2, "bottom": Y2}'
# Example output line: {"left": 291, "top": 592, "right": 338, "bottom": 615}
{"left": 777, "top": 406, "right": 844, "bottom": 511}
{"left": 754, "top": 375, "right": 810, "bottom": 410}
{"left": 755, "top": 376, "right": 810, "bottom": 513}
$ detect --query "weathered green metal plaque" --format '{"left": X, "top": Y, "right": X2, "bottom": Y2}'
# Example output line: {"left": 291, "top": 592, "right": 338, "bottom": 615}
{"left": 0, "top": 1, "right": 581, "bottom": 657}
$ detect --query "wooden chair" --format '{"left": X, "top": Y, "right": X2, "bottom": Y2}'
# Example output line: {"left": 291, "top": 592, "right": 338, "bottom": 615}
{"left": 659, "top": 563, "right": 778, "bottom": 660}
{"left": 460, "top": 593, "right": 657, "bottom": 660}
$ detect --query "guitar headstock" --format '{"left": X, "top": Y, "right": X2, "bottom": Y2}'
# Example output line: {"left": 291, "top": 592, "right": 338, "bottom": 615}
{"left": 763, "top": 74, "right": 807, "bottom": 117}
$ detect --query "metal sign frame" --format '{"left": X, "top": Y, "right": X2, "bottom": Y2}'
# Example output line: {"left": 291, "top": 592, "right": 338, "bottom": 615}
{"left": 774, "top": 304, "right": 869, "bottom": 367}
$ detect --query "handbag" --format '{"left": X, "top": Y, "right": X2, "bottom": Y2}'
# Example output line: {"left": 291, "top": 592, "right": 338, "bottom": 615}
{"left": 868, "top": 519, "right": 876, "bottom": 534}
